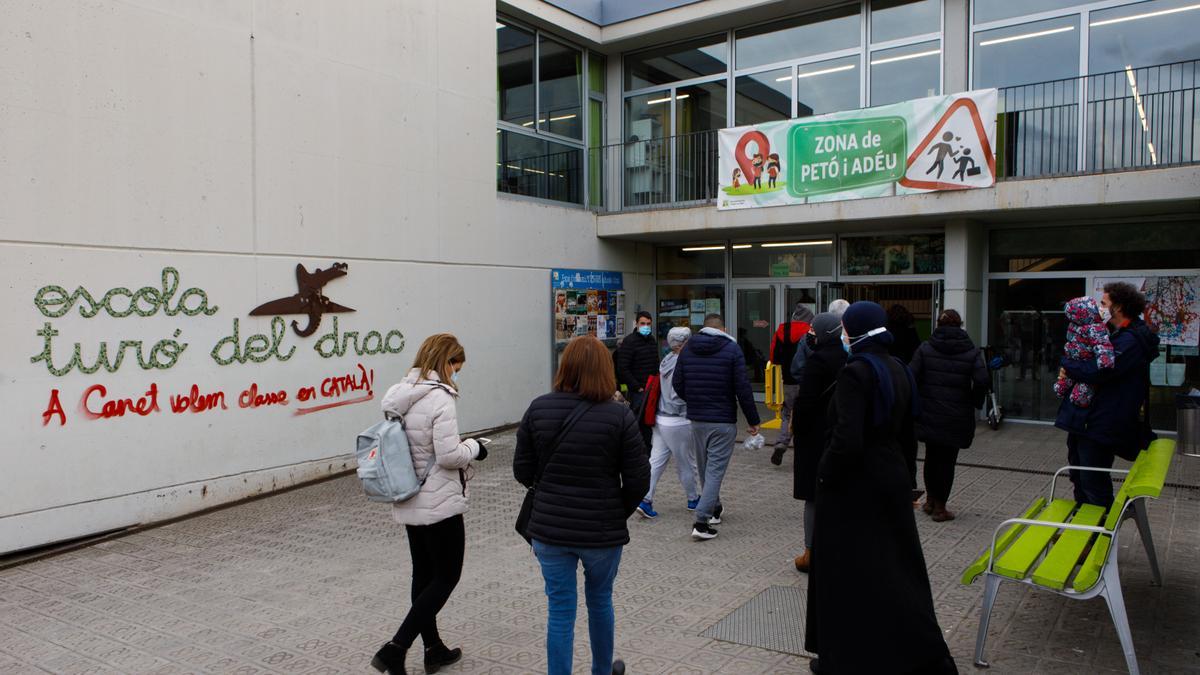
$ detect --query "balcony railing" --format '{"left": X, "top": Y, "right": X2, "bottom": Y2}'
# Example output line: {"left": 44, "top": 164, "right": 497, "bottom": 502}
{"left": 498, "top": 60, "right": 1200, "bottom": 213}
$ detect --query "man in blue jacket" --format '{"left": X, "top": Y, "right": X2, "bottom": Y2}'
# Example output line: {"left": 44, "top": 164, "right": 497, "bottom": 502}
{"left": 674, "top": 314, "right": 761, "bottom": 540}
{"left": 1056, "top": 282, "right": 1159, "bottom": 508}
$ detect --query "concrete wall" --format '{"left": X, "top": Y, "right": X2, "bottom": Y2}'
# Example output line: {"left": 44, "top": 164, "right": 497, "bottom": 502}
{"left": 0, "top": 0, "right": 645, "bottom": 554}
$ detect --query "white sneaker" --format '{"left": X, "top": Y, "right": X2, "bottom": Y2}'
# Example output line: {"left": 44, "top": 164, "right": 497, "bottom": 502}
{"left": 691, "top": 523, "right": 718, "bottom": 540}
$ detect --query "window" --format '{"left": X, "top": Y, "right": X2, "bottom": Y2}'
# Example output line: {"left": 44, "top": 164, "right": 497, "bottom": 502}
{"left": 497, "top": 19, "right": 597, "bottom": 206}
{"left": 871, "top": 0, "right": 941, "bottom": 43}
{"left": 795, "top": 56, "right": 861, "bottom": 117}
{"left": 988, "top": 221, "right": 1200, "bottom": 272}
{"left": 1089, "top": 0, "right": 1200, "bottom": 73}
{"left": 735, "top": 68, "right": 792, "bottom": 126}
{"left": 840, "top": 234, "right": 945, "bottom": 275}
{"left": 732, "top": 241, "right": 835, "bottom": 277}
{"left": 496, "top": 130, "right": 583, "bottom": 204}
{"left": 656, "top": 245, "right": 727, "bottom": 279}
{"left": 539, "top": 37, "right": 583, "bottom": 139}
{"left": 871, "top": 40, "right": 941, "bottom": 105}
{"left": 974, "top": 0, "right": 1088, "bottom": 24}
{"left": 625, "top": 35, "right": 728, "bottom": 90}
{"left": 497, "top": 22, "right": 535, "bottom": 126}
{"left": 973, "top": 15, "right": 1080, "bottom": 88}
{"left": 735, "top": 7, "right": 861, "bottom": 70}
{"left": 657, "top": 285, "right": 727, "bottom": 337}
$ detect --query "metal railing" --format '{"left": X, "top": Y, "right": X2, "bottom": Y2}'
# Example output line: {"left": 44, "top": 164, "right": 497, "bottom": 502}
{"left": 496, "top": 59, "right": 1199, "bottom": 213}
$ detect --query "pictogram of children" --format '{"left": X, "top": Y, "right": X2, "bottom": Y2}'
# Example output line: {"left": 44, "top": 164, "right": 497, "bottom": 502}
{"left": 1053, "top": 296, "right": 1115, "bottom": 408}
{"left": 732, "top": 167, "right": 742, "bottom": 189}
{"left": 925, "top": 131, "right": 958, "bottom": 179}
{"left": 952, "top": 147, "right": 977, "bottom": 181}
{"left": 751, "top": 152, "right": 765, "bottom": 189}
{"left": 766, "top": 153, "right": 781, "bottom": 189}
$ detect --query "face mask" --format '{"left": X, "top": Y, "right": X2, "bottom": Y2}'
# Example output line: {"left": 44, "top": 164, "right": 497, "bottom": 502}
{"left": 841, "top": 332, "right": 851, "bottom": 354}
{"left": 638, "top": 325, "right": 652, "bottom": 336}
{"left": 1099, "top": 306, "right": 1113, "bottom": 324}
{"left": 451, "top": 370, "right": 459, "bottom": 383}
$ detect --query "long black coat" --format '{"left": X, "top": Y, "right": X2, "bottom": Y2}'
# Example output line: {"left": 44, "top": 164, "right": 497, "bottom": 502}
{"left": 513, "top": 392, "right": 650, "bottom": 548}
{"left": 910, "top": 326, "right": 990, "bottom": 449}
{"left": 805, "top": 342, "right": 954, "bottom": 674}
{"left": 792, "top": 339, "right": 846, "bottom": 501}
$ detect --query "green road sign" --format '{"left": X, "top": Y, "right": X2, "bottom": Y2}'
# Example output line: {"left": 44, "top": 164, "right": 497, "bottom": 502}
{"left": 787, "top": 117, "right": 907, "bottom": 197}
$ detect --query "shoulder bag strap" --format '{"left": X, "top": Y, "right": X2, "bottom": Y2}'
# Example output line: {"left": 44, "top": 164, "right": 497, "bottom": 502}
{"left": 533, "top": 400, "right": 593, "bottom": 486}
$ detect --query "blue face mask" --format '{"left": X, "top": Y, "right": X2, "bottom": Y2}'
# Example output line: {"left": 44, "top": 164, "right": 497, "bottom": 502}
{"left": 638, "top": 325, "right": 652, "bottom": 336}
{"left": 842, "top": 341, "right": 851, "bottom": 354}
{"left": 451, "top": 370, "right": 459, "bottom": 383}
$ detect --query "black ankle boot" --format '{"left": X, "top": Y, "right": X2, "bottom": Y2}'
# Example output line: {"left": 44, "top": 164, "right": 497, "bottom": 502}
{"left": 371, "top": 642, "right": 406, "bottom": 674}
{"left": 423, "top": 643, "right": 462, "bottom": 674}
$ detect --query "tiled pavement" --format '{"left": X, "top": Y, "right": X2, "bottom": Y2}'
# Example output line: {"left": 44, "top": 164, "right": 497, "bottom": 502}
{"left": 1, "top": 419, "right": 1198, "bottom": 674}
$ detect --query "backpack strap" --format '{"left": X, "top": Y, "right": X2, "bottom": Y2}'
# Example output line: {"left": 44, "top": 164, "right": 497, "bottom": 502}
{"left": 533, "top": 400, "right": 593, "bottom": 487}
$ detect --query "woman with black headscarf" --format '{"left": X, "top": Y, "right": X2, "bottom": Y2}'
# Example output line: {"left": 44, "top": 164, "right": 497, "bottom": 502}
{"left": 790, "top": 312, "right": 846, "bottom": 573}
{"left": 804, "top": 302, "right": 955, "bottom": 675}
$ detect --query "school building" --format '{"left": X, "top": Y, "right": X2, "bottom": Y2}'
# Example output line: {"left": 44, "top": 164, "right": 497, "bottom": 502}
{"left": 2, "top": 0, "right": 1198, "bottom": 553}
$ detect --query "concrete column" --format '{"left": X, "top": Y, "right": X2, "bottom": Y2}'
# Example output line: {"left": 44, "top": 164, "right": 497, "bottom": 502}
{"left": 943, "top": 0, "right": 969, "bottom": 94}
{"left": 943, "top": 219, "right": 986, "bottom": 343}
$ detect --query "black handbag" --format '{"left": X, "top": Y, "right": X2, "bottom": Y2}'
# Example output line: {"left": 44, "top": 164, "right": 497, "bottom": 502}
{"left": 515, "top": 400, "right": 592, "bottom": 544}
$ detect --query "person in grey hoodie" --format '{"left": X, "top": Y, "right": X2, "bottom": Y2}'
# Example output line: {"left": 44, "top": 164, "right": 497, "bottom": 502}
{"left": 636, "top": 327, "right": 701, "bottom": 519}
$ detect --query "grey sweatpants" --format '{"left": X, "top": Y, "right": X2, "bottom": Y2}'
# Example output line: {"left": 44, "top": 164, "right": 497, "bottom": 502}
{"left": 690, "top": 421, "right": 737, "bottom": 524}
{"left": 645, "top": 423, "right": 700, "bottom": 503}
{"left": 774, "top": 384, "right": 800, "bottom": 448}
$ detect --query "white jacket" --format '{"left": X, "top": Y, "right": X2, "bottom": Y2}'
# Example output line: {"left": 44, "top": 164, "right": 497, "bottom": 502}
{"left": 381, "top": 368, "right": 479, "bottom": 526}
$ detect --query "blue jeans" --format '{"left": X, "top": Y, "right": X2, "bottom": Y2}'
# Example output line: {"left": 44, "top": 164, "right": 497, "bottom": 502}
{"left": 532, "top": 540, "right": 623, "bottom": 675}
{"left": 691, "top": 421, "right": 737, "bottom": 523}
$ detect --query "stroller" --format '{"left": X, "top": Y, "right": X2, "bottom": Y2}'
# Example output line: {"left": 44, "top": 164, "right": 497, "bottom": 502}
{"left": 983, "top": 347, "right": 1009, "bottom": 431}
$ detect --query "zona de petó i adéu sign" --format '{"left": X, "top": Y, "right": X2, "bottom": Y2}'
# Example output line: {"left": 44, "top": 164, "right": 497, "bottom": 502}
{"left": 718, "top": 89, "right": 997, "bottom": 210}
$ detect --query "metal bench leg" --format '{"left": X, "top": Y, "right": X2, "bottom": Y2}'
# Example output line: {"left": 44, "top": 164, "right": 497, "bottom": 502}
{"left": 974, "top": 574, "right": 1001, "bottom": 668}
{"left": 1100, "top": 563, "right": 1140, "bottom": 675}
{"left": 1130, "top": 500, "right": 1162, "bottom": 587}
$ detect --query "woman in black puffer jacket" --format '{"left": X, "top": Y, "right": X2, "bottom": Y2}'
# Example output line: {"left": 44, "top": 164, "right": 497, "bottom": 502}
{"left": 909, "top": 309, "right": 990, "bottom": 521}
{"left": 514, "top": 336, "right": 650, "bottom": 675}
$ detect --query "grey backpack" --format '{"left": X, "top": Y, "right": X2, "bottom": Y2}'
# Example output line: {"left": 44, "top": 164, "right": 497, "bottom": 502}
{"left": 355, "top": 412, "right": 434, "bottom": 503}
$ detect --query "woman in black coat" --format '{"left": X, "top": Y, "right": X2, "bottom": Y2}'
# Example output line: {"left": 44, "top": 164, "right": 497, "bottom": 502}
{"left": 790, "top": 312, "right": 846, "bottom": 573}
{"left": 910, "top": 309, "right": 990, "bottom": 522}
{"left": 804, "top": 302, "right": 955, "bottom": 675}
{"left": 513, "top": 336, "right": 650, "bottom": 675}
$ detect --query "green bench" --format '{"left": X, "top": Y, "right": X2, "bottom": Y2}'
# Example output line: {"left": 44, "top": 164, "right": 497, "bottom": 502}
{"left": 961, "top": 438, "right": 1175, "bottom": 675}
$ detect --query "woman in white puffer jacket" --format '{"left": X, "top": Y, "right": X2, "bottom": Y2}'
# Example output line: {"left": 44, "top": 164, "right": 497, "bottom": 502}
{"left": 371, "top": 333, "right": 486, "bottom": 675}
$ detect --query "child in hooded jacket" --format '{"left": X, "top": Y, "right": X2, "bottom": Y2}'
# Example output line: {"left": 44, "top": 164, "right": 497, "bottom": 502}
{"left": 1054, "top": 296, "right": 1115, "bottom": 408}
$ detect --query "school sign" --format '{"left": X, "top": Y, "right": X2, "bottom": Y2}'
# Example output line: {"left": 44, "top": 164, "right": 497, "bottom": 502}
{"left": 717, "top": 89, "right": 997, "bottom": 210}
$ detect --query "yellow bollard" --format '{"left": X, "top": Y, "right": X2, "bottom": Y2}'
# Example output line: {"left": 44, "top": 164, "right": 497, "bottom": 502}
{"left": 760, "top": 361, "right": 785, "bottom": 430}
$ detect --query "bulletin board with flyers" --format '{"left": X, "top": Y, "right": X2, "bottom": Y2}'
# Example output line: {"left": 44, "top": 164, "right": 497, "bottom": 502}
{"left": 551, "top": 269, "right": 626, "bottom": 346}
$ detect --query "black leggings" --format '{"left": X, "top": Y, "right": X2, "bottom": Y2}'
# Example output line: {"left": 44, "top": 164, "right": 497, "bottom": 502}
{"left": 393, "top": 514, "right": 465, "bottom": 650}
{"left": 923, "top": 442, "right": 960, "bottom": 505}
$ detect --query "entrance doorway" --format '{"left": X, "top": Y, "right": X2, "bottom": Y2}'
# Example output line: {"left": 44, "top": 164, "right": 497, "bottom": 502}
{"left": 731, "top": 282, "right": 818, "bottom": 391}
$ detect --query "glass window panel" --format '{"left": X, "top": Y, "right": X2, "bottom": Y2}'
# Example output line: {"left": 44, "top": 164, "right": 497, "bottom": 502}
{"left": 987, "top": 222, "right": 1200, "bottom": 272}
{"left": 656, "top": 284, "right": 727, "bottom": 348}
{"left": 735, "top": 287, "right": 776, "bottom": 389}
{"left": 656, "top": 246, "right": 727, "bottom": 280}
{"left": 736, "top": 6, "right": 861, "bottom": 70}
{"left": 589, "top": 53, "right": 606, "bottom": 95}
{"left": 1089, "top": 0, "right": 1200, "bottom": 73}
{"left": 795, "top": 56, "right": 861, "bottom": 117}
{"left": 973, "top": 15, "right": 1079, "bottom": 89}
{"left": 871, "top": 40, "right": 941, "bottom": 105}
{"left": 735, "top": 68, "right": 792, "bottom": 126}
{"left": 840, "top": 234, "right": 945, "bottom": 275}
{"left": 675, "top": 82, "right": 726, "bottom": 202}
{"left": 973, "top": 0, "right": 1086, "bottom": 24}
{"left": 871, "top": 0, "right": 941, "bottom": 43}
{"left": 496, "top": 130, "right": 582, "bottom": 204}
{"left": 625, "top": 35, "right": 728, "bottom": 90}
{"left": 732, "top": 241, "right": 835, "bottom": 277}
{"left": 987, "top": 277, "right": 1085, "bottom": 421}
{"left": 624, "top": 92, "right": 671, "bottom": 206}
{"left": 498, "top": 22, "right": 536, "bottom": 126}
{"left": 539, "top": 37, "right": 583, "bottom": 139}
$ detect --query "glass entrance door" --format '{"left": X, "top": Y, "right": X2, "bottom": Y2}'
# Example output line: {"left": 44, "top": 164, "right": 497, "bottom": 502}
{"left": 733, "top": 286, "right": 776, "bottom": 392}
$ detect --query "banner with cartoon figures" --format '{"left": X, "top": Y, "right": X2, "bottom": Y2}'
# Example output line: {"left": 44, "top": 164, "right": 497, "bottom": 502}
{"left": 718, "top": 89, "right": 998, "bottom": 210}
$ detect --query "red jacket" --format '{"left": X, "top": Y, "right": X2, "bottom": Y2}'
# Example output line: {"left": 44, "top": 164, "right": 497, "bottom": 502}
{"left": 770, "top": 321, "right": 811, "bottom": 362}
